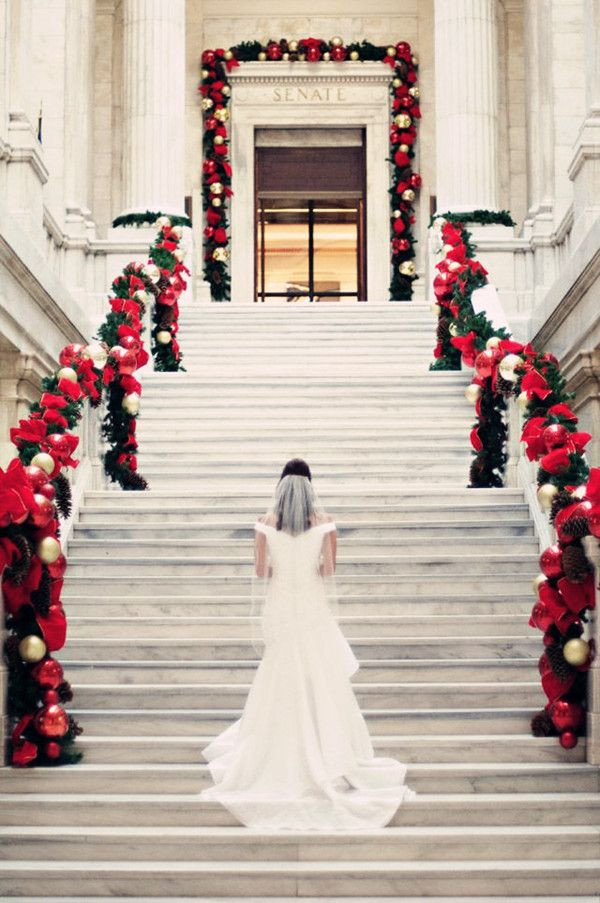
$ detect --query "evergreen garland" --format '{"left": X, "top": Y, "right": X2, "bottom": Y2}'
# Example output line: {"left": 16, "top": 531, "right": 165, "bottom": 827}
{"left": 112, "top": 211, "right": 192, "bottom": 229}
{"left": 430, "top": 209, "right": 516, "bottom": 228}
{"left": 200, "top": 38, "right": 421, "bottom": 301}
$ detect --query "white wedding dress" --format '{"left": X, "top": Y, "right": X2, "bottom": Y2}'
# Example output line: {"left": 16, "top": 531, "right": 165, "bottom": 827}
{"left": 200, "top": 520, "right": 416, "bottom": 830}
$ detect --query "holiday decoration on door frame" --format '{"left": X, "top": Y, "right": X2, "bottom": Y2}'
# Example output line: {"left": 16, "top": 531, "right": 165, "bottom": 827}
{"left": 199, "top": 38, "right": 421, "bottom": 301}
{"left": 1, "top": 223, "right": 188, "bottom": 767}
{"left": 429, "top": 215, "right": 597, "bottom": 748}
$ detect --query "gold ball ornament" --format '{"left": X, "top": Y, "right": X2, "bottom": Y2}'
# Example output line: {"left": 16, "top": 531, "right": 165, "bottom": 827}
{"left": 447, "top": 260, "right": 463, "bottom": 272}
{"left": 211, "top": 196, "right": 222, "bottom": 207}
{"left": 174, "top": 248, "right": 186, "bottom": 262}
{"left": 201, "top": 68, "right": 210, "bottom": 79}
{"left": 386, "top": 46, "right": 396, "bottom": 57}
{"left": 537, "top": 483, "right": 558, "bottom": 511}
{"left": 19, "top": 635, "right": 47, "bottom": 663}
{"left": 563, "top": 638, "right": 590, "bottom": 666}
{"left": 399, "top": 260, "right": 416, "bottom": 277}
{"left": 498, "top": 353, "right": 523, "bottom": 382}
{"left": 486, "top": 336, "right": 501, "bottom": 350}
{"left": 517, "top": 391, "right": 530, "bottom": 413}
{"left": 298, "top": 52, "right": 306, "bottom": 61}
{"left": 212, "top": 247, "right": 228, "bottom": 262}
{"left": 288, "top": 40, "right": 298, "bottom": 52}
{"left": 258, "top": 51, "right": 267, "bottom": 61}
{"left": 133, "top": 290, "right": 150, "bottom": 304}
{"left": 449, "top": 322, "right": 459, "bottom": 337}
{"left": 224, "top": 50, "right": 233, "bottom": 61}
{"left": 156, "top": 216, "right": 172, "bottom": 228}
{"left": 222, "top": 85, "right": 231, "bottom": 96}
{"left": 430, "top": 303, "right": 441, "bottom": 316}
{"left": 465, "top": 383, "right": 483, "bottom": 404}
{"left": 171, "top": 225, "right": 184, "bottom": 239}
{"left": 142, "top": 264, "right": 161, "bottom": 283}
{"left": 82, "top": 342, "right": 108, "bottom": 367}
{"left": 399, "top": 143, "right": 410, "bottom": 153}
{"left": 392, "top": 77, "right": 403, "bottom": 88}
{"left": 441, "top": 243, "right": 454, "bottom": 255}
{"left": 401, "top": 188, "right": 416, "bottom": 202}
{"left": 31, "top": 452, "right": 55, "bottom": 476}
{"left": 411, "top": 54, "right": 419, "bottom": 65}
{"left": 282, "top": 52, "right": 290, "bottom": 61}
{"left": 214, "top": 108, "right": 229, "bottom": 122}
{"left": 122, "top": 392, "right": 141, "bottom": 415}
{"left": 209, "top": 182, "right": 224, "bottom": 195}
{"left": 394, "top": 113, "right": 412, "bottom": 128}
{"left": 155, "top": 332, "right": 172, "bottom": 345}
{"left": 201, "top": 98, "right": 214, "bottom": 111}
{"left": 392, "top": 209, "right": 402, "bottom": 219}
{"left": 349, "top": 50, "right": 359, "bottom": 60}
{"left": 37, "top": 536, "right": 61, "bottom": 565}
{"left": 331, "top": 36, "right": 343, "bottom": 47}
{"left": 533, "top": 573, "right": 547, "bottom": 594}
{"left": 322, "top": 51, "right": 331, "bottom": 61}
{"left": 409, "top": 86, "right": 420, "bottom": 98}
{"left": 573, "top": 485, "right": 588, "bottom": 500}
{"left": 56, "top": 366, "right": 78, "bottom": 383}
{"left": 213, "top": 135, "right": 225, "bottom": 146}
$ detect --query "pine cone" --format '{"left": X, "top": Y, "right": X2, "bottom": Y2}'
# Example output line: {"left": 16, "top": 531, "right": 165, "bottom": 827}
{"left": 562, "top": 544, "right": 592, "bottom": 583}
{"left": 53, "top": 473, "right": 72, "bottom": 520}
{"left": 546, "top": 643, "right": 575, "bottom": 681}
{"left": 531, "top": 709, "right": 557, "bottom": 737}
{"left": 30, "top": 566, "right": 51, "bottom": 616}
{"left": 122, "top": 471, "right": 149, "bottom": 491}
{"left": 550, "top": 490, "right": 575, "bottom": 524}
{"left": 561, "top": 515, "right": 590, "bottom": 540}
{"left": 436, "top": 317, "right": 451, "bottom": 343}
{"left": 4, "top": 533, "right": 33, "bottom": 585}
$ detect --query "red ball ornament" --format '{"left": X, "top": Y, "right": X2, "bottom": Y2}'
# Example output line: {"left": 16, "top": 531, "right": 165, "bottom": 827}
{"left": 110, "top": 346, "right": 137, "bottom": 375}
{"left": 44, "top": 689, "right": 59, "bottom": 705}
{"left": 31, "top": 493, "right": 55, "bottom": 528}
{"left": 410, "top": 173, "right": 422, "bottom": 188}
{"left": 24, "top": 465, "right": 49, "bottom": 492}
{"left": 559, "top": 730, "right": 578, "bottom": 749}
{"left": 539, "top": 544, "right": 563, "bottom": 579}
{"left": 474, "top": 349, "right": 502, "bottom": 379}
{"left": 538, "top": 652, "right": 552, "bottom": 676}
{"left": 203, "top": 159, "right": 217, "bottom": 175}
{"left": 47, "top": 554, "right": 67, "bottom": 580}
{"left": 393, "top": 217, "right": 406, "bottom": 235}
{"left": 530, "top": 601, "right": 554, "bottom": 632}
{"left": 33, "top": 702, "right": 69, "bottom": 738}
{"left": 203, "top": 226, "right": 215, "bottom": 239}
{"left": 59, "top": 344, "right": 85, "bottom": 367}
{"left": 204, "top": 117, "right": 217, "bottom": 131}
{"left": 37, "top": 482, "right": 56, "bottom": 501}
{"left": 119, "top": 335, "right": 141, "bottom": 354}
{"left": 45, "top": 433, "right": 73, "bottom": 457}
{"left": 550, "top": 699, "right": 585, "bottom": 732}
{"left": 31, "top": 657, "right": 64, "bottom": 689}
{"left": 201, "top": 50, "right": 216, "bottom": 66}
{"left": 45, "top": 741, "right": 61, "bottom": 759}
{"left": 266, "top": 42, "right": 282, "bottom": 60}
{"left": 543, "top": 423, "right": 570, "bottom": 451}
{"left": 396, "top": 239, "right": 410, "bottom": 252}
{"left": 588, "top": 507, "right": 600, "bottom": 538}
{"left": 306, "top": 45, "right": 322, "bottom": 62}
{"left": 331, "top": 45, "right": 346, "bottom": 61}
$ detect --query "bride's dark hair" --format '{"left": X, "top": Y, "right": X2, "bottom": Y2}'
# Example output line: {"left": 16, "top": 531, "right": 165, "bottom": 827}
{"left": 279, "top": 458, "right": 312, "bottom": 482}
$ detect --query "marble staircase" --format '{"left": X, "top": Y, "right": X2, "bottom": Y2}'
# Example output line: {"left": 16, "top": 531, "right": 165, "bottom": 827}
{"left": 1, "top": 304, "right": 599, "bottom": 899}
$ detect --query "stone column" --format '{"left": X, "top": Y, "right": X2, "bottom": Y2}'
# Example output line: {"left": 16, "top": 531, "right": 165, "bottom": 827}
{"left": 569, "top": 0, "right": 600, "bottom": 244}
{"left": 118, "top": 0, "right": 186, "bottom": 217}
{"left": 433, "top": 0, "right": 500, "bottom": 212}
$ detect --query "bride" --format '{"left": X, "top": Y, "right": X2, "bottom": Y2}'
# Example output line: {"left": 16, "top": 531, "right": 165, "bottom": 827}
{"left": 200, "top": 458, "right": 416, "bottom": 830}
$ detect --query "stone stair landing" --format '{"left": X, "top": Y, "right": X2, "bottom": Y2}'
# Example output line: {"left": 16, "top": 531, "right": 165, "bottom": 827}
{"left": 1, "top": 303, "right": 598, "bottom": 899}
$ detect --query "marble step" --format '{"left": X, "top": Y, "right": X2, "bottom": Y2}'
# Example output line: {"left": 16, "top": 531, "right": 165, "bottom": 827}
{"left": 67, "top": 681, "right": 545, "bottom": 711}
{"left": 6, "top": 858, "right": 599, "bottom": 898}
{"left": 58, "top": 593, "right": 537, "bottom": 617}
{"left": 1, "top": 762, "right": 593, "bottom": 796}
{"left": 135, "top": 448, "right": 474, "bottom": 463}
{"left": 0, "top": 793, "right": 598, "bottom": 829}
{"left": 64, "top": 553, "right": 538, "bottom": 577}
{"left": 57, "top": 634, "right": 540, "bottom": 662}
{"left": 134, "top": 467, "right": 473, "bottom": 483}
{"left": 74, "top": 733, "right": 587, "bottom": 766}
{"left": 63, "top": 614, "right": 536, "bottom": 640}
{"left": 136, "top": 418, "right": 474, "bottom": 432}
{"left": 65, "top": 707, "right": 537, "bottom": 736}
{"left": 60, "top": 659, "right": 542, "bottom": 687}
{"left": 1, "top": 825, "right": 597, "bottom": 863}
{"left": 63, "top": 579, "right": 537, "bottom": 603}
{"left": 68, "top": 535, "right": 536, "bottom": 557}
{"left": 8, "top": 897, "right": 600, "bottom": 903}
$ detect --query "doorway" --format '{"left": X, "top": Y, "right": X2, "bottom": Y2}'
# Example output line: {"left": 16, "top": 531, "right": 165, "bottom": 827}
{"left": 254, "top": 131, "right": 366, "bottom": 302}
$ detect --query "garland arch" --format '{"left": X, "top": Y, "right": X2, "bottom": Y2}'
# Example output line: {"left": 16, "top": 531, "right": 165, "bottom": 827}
{"left": 430, "top": 216, "right": 597, "bottom": 749}
{"left": 1, "top": 221, "right": 188, "bottom": 767}
{"left": 199, "top": 38, "right": 422, "bottom": 301}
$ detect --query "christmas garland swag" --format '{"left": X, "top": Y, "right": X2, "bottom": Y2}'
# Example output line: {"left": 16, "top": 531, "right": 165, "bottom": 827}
{"left": 200, "top": 38, "right": 422, "bottom": 301}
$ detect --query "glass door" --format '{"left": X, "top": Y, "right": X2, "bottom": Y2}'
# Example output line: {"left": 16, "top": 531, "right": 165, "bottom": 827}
{"left": 256, "top": 197, "right": 364, "bottom": 302}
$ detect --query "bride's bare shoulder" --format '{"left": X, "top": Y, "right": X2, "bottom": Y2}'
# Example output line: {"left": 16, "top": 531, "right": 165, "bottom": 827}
{"left": 257, "top": 513, "right": 277, "bottom": 526}
{"left": 310, "top": 511, "right": 334, "bottom": 527}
